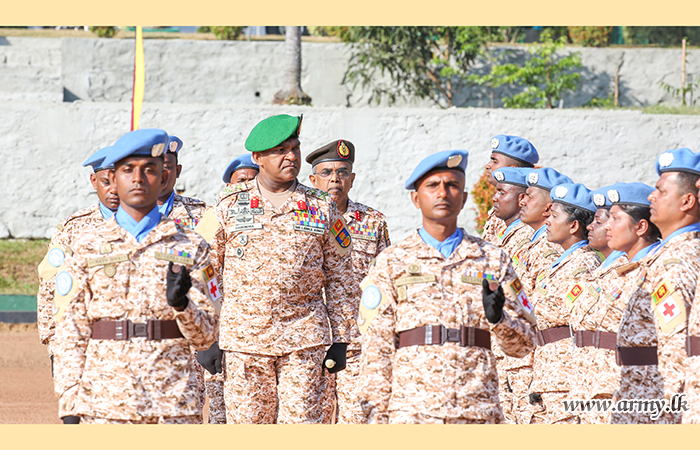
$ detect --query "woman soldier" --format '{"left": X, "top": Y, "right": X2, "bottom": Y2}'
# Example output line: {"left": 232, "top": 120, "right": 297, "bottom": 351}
{"left": 569, "top": 182, "right": 660, "bottom": 423}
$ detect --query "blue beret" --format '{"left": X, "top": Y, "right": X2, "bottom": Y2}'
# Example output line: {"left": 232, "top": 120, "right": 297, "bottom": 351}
{"left": 490, "top": 135, "right": 539, "bottom": 166}
{"left": 591, "top": 185, "right": 614, "bottom": 209}
{"left": 222, "top": 153, "right": 260, "bottom": 183}
{"left": 655, "top": 147, "right": 700, "bottom": 176}
{"left": 525, "top": 167, "right": 573, "bottom": 192}
{"left": 493, "top": 167, "right": 529, "bottom": 188}
{"left": 405, "top": 150, "right": 469, "bottom": 190}
{"left": 604, "top": 182, "right": 654, "bottom": 207}
{"left": 102, "top": 129, "right": 169, "bottom": 168}
{"left": 82, "top": 145, "right": 115, "bottom": 172}
{"left": 550, "top": 183, "right": 597, "bottom": 213}
{"left": 167, "top": 136, "right": 183, "bottom": 154}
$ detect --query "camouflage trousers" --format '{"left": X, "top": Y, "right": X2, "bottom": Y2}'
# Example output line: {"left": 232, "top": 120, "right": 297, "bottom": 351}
{"left": 612, "top": 365, "right": 679, "bottom": 424}
{"left": 527, "top": 391, "right": 579, "bottom": 424}
{"left": 205, "top": 370, "right": 226, "bottom": 424}
{"left": 81, "top": 415, "right": 202, "bottom": 424}
{"left": 389, "top": 410, "right": 490, "bottom": 424}
{"left": 320, "top": 350, "right": 366, "bottom": 424}
{"left": 499, "top": 367, "right": 533, "bottom": 424}
{"left": 223, "top": 346, "right": 326, "bottom": 424}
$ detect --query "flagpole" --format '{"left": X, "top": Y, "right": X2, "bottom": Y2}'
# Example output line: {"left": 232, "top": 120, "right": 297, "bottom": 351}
{"left": 131, "top": 26, "right": 145, "bottom": 131}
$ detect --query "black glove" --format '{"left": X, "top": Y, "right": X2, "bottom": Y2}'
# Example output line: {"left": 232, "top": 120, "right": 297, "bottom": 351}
{"left": 62, "top": 415, "right": 80, "bottom": 424}
{"left": 166, "top": 262, "right": 192, "bottom": 309}
{"left": 482, "top": 279, "right": 505, "bottom": 324}
{"left": 323, "top": 343, "right": 348, "bottom": 374}
{"left": 197, "top": 341, "right": 223, "bottom": 375}
{"left": 529, "top": 392, "right": 543, "bottom": 404}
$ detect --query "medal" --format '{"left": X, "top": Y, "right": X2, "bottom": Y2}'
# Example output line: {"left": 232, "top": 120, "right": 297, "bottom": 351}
{"left": 235, "top": 247, "right": 245, "bottom": 258}
{"left": 251, "top": 197, "right": 259, "bottom": 208}
{"left": 239, "top": 234, "right": 248, "bottom": 246}
{"left": 355, "top": 210, "right": 362, "bottom": 221}
{"left": 298, "top": 200, "right": 306, "bottom": 210}
{"left": 103, "top": 264, "right": 116, "bottom": 278}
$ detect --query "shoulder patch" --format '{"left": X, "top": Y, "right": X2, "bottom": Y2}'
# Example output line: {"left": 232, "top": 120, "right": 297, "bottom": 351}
{"left": 565, "top": 283, "right": 584, "bottom": 310}
{"left": 53, "top": 267, "right": 80, "bottom": 324}
{"left": 651, "top": 279, "right": 687, "bottom": 334}
{"left": 357, "top": 277, "right": 387, "bottom": 335}
{"left": 330, "top": 216, "right": 352, "bottom": 256}
{"left": 504, "top": 278, "right": 537, "bottom": 324}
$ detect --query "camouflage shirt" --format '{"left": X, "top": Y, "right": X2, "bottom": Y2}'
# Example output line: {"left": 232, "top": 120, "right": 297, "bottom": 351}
{"left": 203, "top": 180, "right": 360, "bottom": 355}
{"left": 52, "top": 215, "right": 218, "bottom": 420}
{"left": 357, "top": 230, "right": 535, "bottom": 423}
{"left": 498, "top": 220, "right": 534, "bottom": 281}
{"left": 169, "top": 193, "right": 207, "bottom": 230}
{"left": 519, "top": 230, "right": 562, "bottom": 297}
{"left": 481, "top": 208, "right": 506, "bottom": 246}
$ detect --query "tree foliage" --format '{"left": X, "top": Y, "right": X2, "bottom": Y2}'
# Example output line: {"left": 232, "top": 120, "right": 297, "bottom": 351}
{"left": 568, "top": 26, "right": 613, "bottom": 47}
{"left": 342, "top": 27, "right": 489, "bottom": 108}
{"left": 469, "top": 30, "right": 582, "bottom": 109}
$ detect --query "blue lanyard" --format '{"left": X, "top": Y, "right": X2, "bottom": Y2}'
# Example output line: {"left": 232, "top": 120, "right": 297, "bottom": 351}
{"left": 99, "top": 201, "right": 115, "bottom": 220}
{"left": 418, "top": 227, "right": 463, "bottom": 258}
{"left": 551, "top": 240, "right": 588, "bottom": 269}
{"left": 631, "top": 242, "right": 660, "bottom": 262}
{"left": 115, "top": 205, "right": 161, "bottom": 243}
{"left": 652, "top": 223, "right": 700, "bottom": 255}
{"left": 601, "top": 250, "right": 627, "bottom": 269}
{"left": 531, "top": 224, "right": 547, "bottom": 243}
{"left": 159, "top": 190, "right": 176, "bottom": 217}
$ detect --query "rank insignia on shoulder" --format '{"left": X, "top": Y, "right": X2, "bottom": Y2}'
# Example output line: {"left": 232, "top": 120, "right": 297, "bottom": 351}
{"left": 330, "top": 217, "right": 352, "bottom": 256}
{"left": 154, "top": 247, "right": 195, "bottom": 265}
{"left": 504, "top": 278, "right": 536, "bottom": 324}
{"left": 357, "top": 278, "right": 386, "bottom": 335}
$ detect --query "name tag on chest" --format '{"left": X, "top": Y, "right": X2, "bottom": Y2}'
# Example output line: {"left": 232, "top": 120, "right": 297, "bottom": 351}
{"left": 155, "top": 250, "right": 195, "bottom": 265}
{"left": 87, "top": 254, "right": 129, "bottom": 267}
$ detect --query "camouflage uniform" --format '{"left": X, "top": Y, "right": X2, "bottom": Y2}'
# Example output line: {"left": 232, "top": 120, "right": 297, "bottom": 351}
{"left": 37, "top": 204, "right": 105, "bottom": 358}
{"left": 493, "top": 220, "right": 534, "bottom": 423}
{"left": 481, "top": 208, "right": 506, "bottom": 246}
{"left": 205, "top": 180, "right": 359, "bottom": 424}
{"left": 357, "top": 231, "right": 535, "bottom": 424}
{"left": 323, "top": 199, "right": 390, "bottom": 424}
{"left": 616, "top": 232, "right": 700, "bottom": 424}
{"left": 569, "top": 255, "right": 630, "bottom": 424}
{"left": 52, "top": 215, "right": 218, "bottom": 423}
{"left": 685, "top": 270, "right": 700, "bottom": 423}
{"left": 168, "top": 193, "right": 217, "bottom": 422}
{"left": 527, "top": 244, "right": 601, "bottom": 424}
{"left": 519, "top": 231, "right": 563, "bottom": 297}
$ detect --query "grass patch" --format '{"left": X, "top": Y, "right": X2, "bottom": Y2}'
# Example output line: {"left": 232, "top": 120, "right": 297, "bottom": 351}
{"left": 0, "top": 239, "right": 49, "bottom": 296}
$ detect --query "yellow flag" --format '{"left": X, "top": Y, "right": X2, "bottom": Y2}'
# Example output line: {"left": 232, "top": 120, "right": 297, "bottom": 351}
{"left": 131, "top": 26, "right": 144, "bottom": 131}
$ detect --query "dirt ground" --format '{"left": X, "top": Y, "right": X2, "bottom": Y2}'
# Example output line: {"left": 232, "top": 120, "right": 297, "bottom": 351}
{"left": 0, "top": 323, "right": 211, "bottom": 424}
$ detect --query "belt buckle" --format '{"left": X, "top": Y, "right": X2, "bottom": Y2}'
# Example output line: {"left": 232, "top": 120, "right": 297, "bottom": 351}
{"left": 132, "top": 322, "right": 148, "bottom": 338}
{"left": 440, "top": 326, "right": 460, "bottom": 344}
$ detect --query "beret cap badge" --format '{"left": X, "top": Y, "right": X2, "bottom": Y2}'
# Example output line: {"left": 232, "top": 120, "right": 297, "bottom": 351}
{"left": 658, "top": 152, "right": 674, "bottom": 168}
{"left": 528, "top": 172, "right": 539, "bottom": 184}
{"left": 593, "top": 193, "right": 606, "bottom": 207}
{"left": 447, "top": 154, "right": 462, "bottom": 168}
{"left": 494, "top": 170, "right": 505, "bottom": 182}
{"left": 607, "top": 189, "right": 620, "bottom": 203}
{"left": 151, "top": 143, "right": 165, "bottom": 157}
{"left": 555, "top": 186, "right": 569, "bottom": 199}
{"left": 337, "top": 141, "right": 350, "bottom": 158}
{"left": 491, "top": 138, "right": 500, "bottom": 149}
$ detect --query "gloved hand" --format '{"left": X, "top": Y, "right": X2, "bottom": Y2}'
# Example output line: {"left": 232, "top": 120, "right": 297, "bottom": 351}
{"left": 166, "top": 262, "right": 192, "bottom": 310}
{"left": 62, "top": 415, "right": 80, "bottom": 424}
{"left": 197, "top": 341, "right": 223, "bottom": 375}
{"left": 482, "top": 279, "right": 505, "bottom": 324}
{"left": 529, "top": 392, "right": 543, "bottom": 404}
{"left": 323, "top": 343, "right": 348, "bottom": 374}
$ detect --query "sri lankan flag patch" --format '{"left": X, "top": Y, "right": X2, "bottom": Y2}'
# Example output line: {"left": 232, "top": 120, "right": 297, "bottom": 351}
{"left": 503, "top": 277, "right": 536, "bottom": 324}
{"left": 651, "top": 280, "right": 687, "bottom": 334}
{"left": 330, "top": 217, "right": 352, "bottom": 256}
{"left": 565, "top": 283, "right": 584, "bottom": 310}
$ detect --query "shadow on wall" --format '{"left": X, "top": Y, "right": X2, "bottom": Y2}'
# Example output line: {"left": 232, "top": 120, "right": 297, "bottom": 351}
{"left": 0, "top": 37, "right": 9, "bottom": 46}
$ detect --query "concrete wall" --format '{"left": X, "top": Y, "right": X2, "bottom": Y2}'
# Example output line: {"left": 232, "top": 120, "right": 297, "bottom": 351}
{"left": 2, "top": 103, "right": 699, "bottom": 241}
{"left": 2, "top": 36, "right": 700, "bottom": 108}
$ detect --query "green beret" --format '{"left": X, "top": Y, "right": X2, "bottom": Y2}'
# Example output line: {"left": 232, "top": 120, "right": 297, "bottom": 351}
{"left": 245, "top": 114, "right": 302, "bottom": 152}
{"left": 305, "top": 139, "right": 355, "bottom": 167}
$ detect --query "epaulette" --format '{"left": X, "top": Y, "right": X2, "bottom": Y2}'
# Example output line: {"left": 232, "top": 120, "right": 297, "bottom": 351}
{"left": 663, "top": 258, "right": 682, "bottom": 267}
{"left": 615, "top": 261, "right": 640, "bottom": 276}
{"left": 572, "top": 266, "right": 588, "bottom": 277}
{"left": 307, "top": 187, "right": 330, "bottom": 202}
{"left": 180, "top": 195, "right": 207, "bottom": 207}
{"left": 543, "top": 249, "right": 559, "bottom": 258}
{"left": 218, "top": 182, "right": 251, "bottom": 202}
{"left": 57, "top": 206, "right": 96, "bottom": 232}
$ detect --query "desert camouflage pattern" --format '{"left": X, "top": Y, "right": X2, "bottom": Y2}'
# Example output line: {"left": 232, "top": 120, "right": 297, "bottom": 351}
{"left": 36, "top": 204, "right": 105, "bottom": 357}
{"left": 528, "top": 244, "right": 601, "bottom": 424}
{"left": 481, "top": 208, "right": 506, "bottom": 246}
{"left": 53, "top": 215, "right": 218, "bottom": 421}
{"left": 81, "top": 415, "right": 201, "bottom": 424}
{"left": 493, "top": 219, "right": 535, "bottom": 423}
{"left": 223, "top": 345, "right": 326, "bottom": 423}
{"left": 685, "top": 245, "right": 700, "bottom": 423}
{"left": 357, "top": 230, "right": 535, "bottom": 423}
{"left": 207, "top": 180, "right": 359, "bottom": 356}
{"left": 618, "top": 231, "right": 700, "bottom": 424}
{"left": 518, "top": 231, "right": 563, "bottom": 297}
{"left": 569, "top": 255, "right": 630, "bottom": 424}
{"left": 387, "top": 410, "right": 489, "bottom": 424}
{"left": 170, "top": 193, "right": 207, "bottom": 229}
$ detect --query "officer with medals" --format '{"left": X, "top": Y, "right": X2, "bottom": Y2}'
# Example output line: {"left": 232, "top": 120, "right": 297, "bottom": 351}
{"left": 158, "top": 135, "right": 208, "bottom": 230}
{"left": 482, "top": 135, "right": 540, "bottom": 245}
{"left": 618, "top": 148, "right": 700, "bottom": 424}
{"left": 306, "top": 139, "right": 391, "bottom": 424}
{"left": 223, "top": 153, "right": 259, "bottom": 185}
{"left": 52, "top": 128, "right": 218, "bottom": 424}
{"left": 527, "top": 183, "right": 601, "bottom": 424}
{"left": 194, "top": 114, "right": 359, "bottom": 424}
{"left": 569, "top": 183, "right": 660, "bottom": 423}
{"left": 489, "top": 167, "right": 535, "bottom": 424}
{"left": 356, "top": 150, "right": 535, "bottom": 424}
{"left": 36, "top": 145, "right": 119, "bottom": 375}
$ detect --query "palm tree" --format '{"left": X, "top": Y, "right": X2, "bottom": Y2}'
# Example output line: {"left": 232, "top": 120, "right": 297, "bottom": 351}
{"left": 273, "top": 26, "right": 312, "bottom": 105}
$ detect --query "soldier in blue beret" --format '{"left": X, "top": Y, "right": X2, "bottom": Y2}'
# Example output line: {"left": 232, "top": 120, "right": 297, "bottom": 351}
{"left": 357, "top": 150, "right": 535, "bottom": 424}
{"left": 52, "top": 128, "right": 218, "bottom": 425}
{"left": 616, "top": 147, "right": 700, "bottom": 424}
{"left": 527, "top": 182, "right": 601, "bottom": 424}
{"left": 156, "top": 135, "right": 208, "bottom": 231}
{"left": 195, "top": 114, "right": 360, "bottom": 424}
{"left": 223, "top": 153, "right": 259, "bottom": 185}
{"left": 36, "top": 144, "right": 121, "bottom": 380}
{"left": 568, "top": 182, "right": 662, "bottom": 424}
{"left": 589, "top": 185, "right": 623, "bottom": 268}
